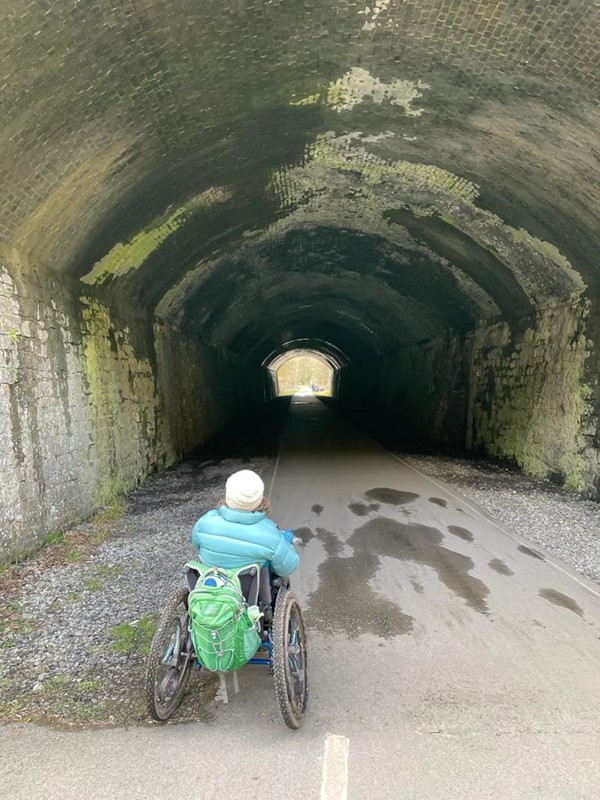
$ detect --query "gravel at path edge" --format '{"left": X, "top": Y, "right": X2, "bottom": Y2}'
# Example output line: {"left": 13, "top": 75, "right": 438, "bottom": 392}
{"left": 401, "top": 453, "right": 600, "bottom": 585}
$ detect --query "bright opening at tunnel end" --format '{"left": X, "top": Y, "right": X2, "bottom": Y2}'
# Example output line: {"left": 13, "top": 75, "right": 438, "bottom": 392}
{"left": 271, "top": 350, "right": 334, "bottom": 397}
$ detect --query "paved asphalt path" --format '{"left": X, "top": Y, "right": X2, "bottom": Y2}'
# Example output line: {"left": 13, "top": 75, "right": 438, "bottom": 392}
{"left": 2, "top": 396, "right": 600, "bottom": 799}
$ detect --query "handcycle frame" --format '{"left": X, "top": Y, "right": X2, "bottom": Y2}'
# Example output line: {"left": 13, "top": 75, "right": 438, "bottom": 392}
{"left": 145, "top": 559, "right": 308, "bottom": 729}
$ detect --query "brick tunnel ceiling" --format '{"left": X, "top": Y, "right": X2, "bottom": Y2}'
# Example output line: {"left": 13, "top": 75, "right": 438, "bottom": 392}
{"left": 2, "top": 0, "right": 600, "bottom": 363}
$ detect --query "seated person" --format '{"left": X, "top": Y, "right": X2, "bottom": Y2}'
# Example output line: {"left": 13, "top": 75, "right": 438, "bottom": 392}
{"left": 191, "top": 469, "right": 299, "bottom": 579}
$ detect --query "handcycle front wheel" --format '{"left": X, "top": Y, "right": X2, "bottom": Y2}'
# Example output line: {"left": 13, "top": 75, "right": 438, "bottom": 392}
{"left": 272, "top": 589, "right": 308, "bottom": 729}
{"left": 145, "top": 586, "right": 193, "bottom": 721}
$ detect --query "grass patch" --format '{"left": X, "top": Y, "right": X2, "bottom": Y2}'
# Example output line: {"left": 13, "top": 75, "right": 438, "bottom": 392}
{"left": 90, "top": 497, "right": 126, "bottom": 524}
{"left": 0, "top": 599, "right": 34, "bottom": 638}
{"left": 0, "top": 670, "right": 149, "bottom": 728}
{"left": 83, "top": 566, "right": 122, "bottom": 593}
{"left": 44, "top": 674, "right": 70, "bottom": 693}
{"left": 0, "top": 691, "right": 148, "bottom": 728}
{"left": 33, "top": 498, "right": 127, "bottom": 568}
{"left": 77, "top": 678, "right": 103, "bottom": 693}
{"left": 0, "top": 665, "right": 214, "bottom": 728}
{"left": 44, "top": 530, "right": 67, "bottom": 546}
{"left": 97, "top": 565, "right": 123, "bottom": 578}
{"left": 86, "top": 500, "right": 126, "bottom": 548}
{"left": 84, "top": 577, "right": 104, "bottom": 592}
{"left": 112, "top": 614, "right": 157, "bottom": 656}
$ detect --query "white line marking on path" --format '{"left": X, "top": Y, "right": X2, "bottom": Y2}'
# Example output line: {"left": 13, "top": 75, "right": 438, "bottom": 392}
{"left": 320, "top": 733, "right": 350, "bottom": 800}
{"left": 391, "top": 452, "right": 600, "bottom": 601}
{"left": 268, "top": 400, "right": 295, "bottom": 499}
{"left": 267, "top": 444, "right": 283, "bottom": 499}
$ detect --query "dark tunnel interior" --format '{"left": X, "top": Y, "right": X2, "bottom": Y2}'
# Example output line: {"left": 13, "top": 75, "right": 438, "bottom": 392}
{"left": 2, "top": 0, "right": 600, "bottom": 559}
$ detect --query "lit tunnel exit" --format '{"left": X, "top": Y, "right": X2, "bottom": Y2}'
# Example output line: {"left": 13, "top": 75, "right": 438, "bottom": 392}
{"left": 269, "top": 351, "right": 333, "bottom": 396}
{"left": 264, "top": 341, "right": 348, "bottom": 399}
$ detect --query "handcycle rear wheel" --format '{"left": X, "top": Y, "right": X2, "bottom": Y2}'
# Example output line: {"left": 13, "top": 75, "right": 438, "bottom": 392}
{"left": 272, "top": 589, "right": 308, "bottom": 729}
{"left": 145, "top": 587, "right": 193, "bottom": 721}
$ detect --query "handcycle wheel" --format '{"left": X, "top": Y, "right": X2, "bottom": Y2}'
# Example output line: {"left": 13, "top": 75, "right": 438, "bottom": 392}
{"left": 272, "top": 589, "right": 308, "bottom": 729}
{"left": 145, "top": 586, "right": 193, "bottom": 721}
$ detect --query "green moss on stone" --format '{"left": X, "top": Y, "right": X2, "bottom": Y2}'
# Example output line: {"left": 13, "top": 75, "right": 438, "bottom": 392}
{"left": 290, "top": 92, "right": 321, "bottom": 106}
{"left": 80, "top": 297, "right": 166, "bottom": 507}
{"left": 268, "top": 133, "right": 581, "bottom": 308}
{"left": 305, "top": 134, "right": 480, "bottom": 205}
{"left": 81, "top": 187, "right": 231, "bottom": 285}
{"left": 469, "top": 298, "right": 590, "bottom": 492}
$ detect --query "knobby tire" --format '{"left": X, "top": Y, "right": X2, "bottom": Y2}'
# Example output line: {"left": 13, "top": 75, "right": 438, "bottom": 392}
{"left": 145, "top": 586, "right": 192, "bottom": 722}
{"left": 272, "top": 589, "right": 308, "bottom": 729}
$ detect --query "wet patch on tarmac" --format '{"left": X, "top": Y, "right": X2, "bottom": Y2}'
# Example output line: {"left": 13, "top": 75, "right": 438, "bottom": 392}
{"left": 311, "top": 504, "right": 323, "bottom": 516}
{"left": 365, "top": 488, "right": 419, "bottom": 505}
{"left": 350, "top": 518, "right": 489, "bottom": 614}
{"left": 518, "top": 545, "right": 545, "bottom": 561}
{"left": 428, "top": 497, "right": 447, "bottom": 508}
{"left": 349, "top": 501, "right": 380, "bottom": 517}
{"left": 447, "top": 525, "right": 474, "bottom": 543}
{"left": 488, "top": 558, "right": 514, "bottom": 576}
{"left": 315, "top": 527, "right": 344, "bottom": 556}
{"left": 306, "top": 551, "right": 414, "bottom": 638}
{"left": 539, "top": 588, "right": 584, "bottom": 616}
{"left": 294, "top": 527, "right": 315, "bottom": 544}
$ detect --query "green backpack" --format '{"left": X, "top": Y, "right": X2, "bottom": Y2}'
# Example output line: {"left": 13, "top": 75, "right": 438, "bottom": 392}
{"left": 187, "top": 563, "right": 262, "bottom": 673}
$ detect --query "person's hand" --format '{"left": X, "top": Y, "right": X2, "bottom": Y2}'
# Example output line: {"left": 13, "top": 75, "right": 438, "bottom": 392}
{"left": 281, "top": 528, "right": 294, "bottom": 543}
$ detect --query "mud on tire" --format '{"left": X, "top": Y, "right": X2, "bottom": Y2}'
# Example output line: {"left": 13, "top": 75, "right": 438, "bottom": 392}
{"left": 145, "top": 586, "right": 193, "bottom": 722}
{"left": 272, "top": 589, "right": 308, "bottom": 729}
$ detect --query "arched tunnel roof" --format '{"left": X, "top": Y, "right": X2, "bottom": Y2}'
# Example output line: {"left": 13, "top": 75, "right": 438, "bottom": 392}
{"left": 265, "top": 342, "right": 348, "bottom": 373}
{"left": 2, "top": 0, "right": 599, "bottom": 364}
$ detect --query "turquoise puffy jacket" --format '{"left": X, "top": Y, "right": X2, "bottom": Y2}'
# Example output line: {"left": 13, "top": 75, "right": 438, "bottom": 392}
{"left": 191, "top": 506, "right": 299, "bottom": 576}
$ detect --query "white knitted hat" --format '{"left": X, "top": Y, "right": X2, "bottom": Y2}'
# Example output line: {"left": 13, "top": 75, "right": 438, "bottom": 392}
{"left": 225, "top": 470, "right": 264, "bottom": 511}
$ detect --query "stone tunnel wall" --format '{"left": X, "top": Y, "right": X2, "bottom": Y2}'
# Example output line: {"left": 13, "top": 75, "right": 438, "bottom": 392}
{"left": 154, "top": 320, "right": 264, "bottom": 460}
{"left": 467, "top": 296, "right": 596, "bottom": 494}
{"left": 341, "top": 296, "right": 599, "bottom": 497}
{"left": 579, "top": 294, "right": 600, "bottom": 495}
{"left": 0, "top": 259, "right": 257, "bottom": 562}
{"left": 341, "top": 334, "right": 470, "bottom": 449}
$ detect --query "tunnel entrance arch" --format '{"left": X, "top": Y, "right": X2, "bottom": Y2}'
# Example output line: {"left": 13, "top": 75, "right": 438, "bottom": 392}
{"left": 263, "top": 340, "right": 348, "bottom": 400}
{"left": 270, "top": 350, "right": 334, "bottom": 397}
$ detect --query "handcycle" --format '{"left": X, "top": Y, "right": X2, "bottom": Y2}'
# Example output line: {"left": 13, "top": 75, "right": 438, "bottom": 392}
{"left": 145, "top": 559, "right": 308, "bottom": 729}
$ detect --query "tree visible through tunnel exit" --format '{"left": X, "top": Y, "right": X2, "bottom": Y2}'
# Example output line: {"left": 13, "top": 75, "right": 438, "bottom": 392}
{"left": 273, "top": 351, "right": 333, "bottom": 396}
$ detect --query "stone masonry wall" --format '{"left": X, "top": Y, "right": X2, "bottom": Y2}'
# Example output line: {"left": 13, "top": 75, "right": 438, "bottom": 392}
{"left": 154, "top": 320, "right": 264, "bottom": 462}
{"left": 582, "top": 295, "right": 600, "bottom": 497}
{"left": 0, "top": 258, "right": 251, "bottom": 562}
{"left": 467, "top": 297, "right": 594, "bottom": 494}
{"left": 343, "top": 336, "right": 470, "bottom": 448}
{"left": 0, "top": 258, "right": 168, "bottom": 560}
{"left": 342, "top": 295, "right": 599, "bottom": 497}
